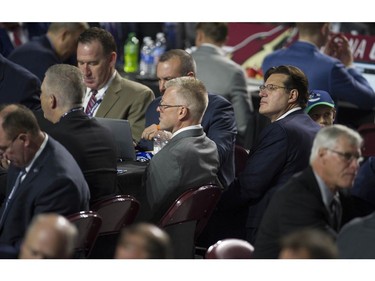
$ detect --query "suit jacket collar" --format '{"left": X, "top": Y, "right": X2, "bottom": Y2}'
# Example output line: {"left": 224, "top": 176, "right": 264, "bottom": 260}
{"left": 59, "top": 108, "right": 87, "bottom": 122}
{"left": 8, "top": 138, "right": 53, "bottom": 198}
{"left": 170, "top": 127, "right": 204, "bottom": 143}
{"left": 96, "top": 72, "right": 122, "bottom": 116}
{"left": 196, "top": 44, "right": 223, "bottom": 56}
{"left": 300, "top": 166, "right": 331, "bottom": 216}
{"left": 291, "top": 41, "right": 320, "bottom": 53}
{"left": 39, "top": 35, "right": 60, "bottom": 62}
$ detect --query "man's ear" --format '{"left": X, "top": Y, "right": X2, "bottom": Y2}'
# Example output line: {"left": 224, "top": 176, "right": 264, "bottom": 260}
{"left": 177, "top": 106, "right": 188, "bottom": 121}
{"left": 50, "top": 94, "right": 57, "bottom": 109}
{"left": 288, "top": 89, "right": 299, "bottom": 104}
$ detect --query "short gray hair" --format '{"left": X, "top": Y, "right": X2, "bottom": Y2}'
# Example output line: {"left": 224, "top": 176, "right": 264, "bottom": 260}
{"left": 310, "top": 124, "right": 363, "bottom": 163}
{"left": 165, "top": 77, "right": 208, "bottom": 122}
{"left": 44, "top": 64, "right": 85, "bottom": 109}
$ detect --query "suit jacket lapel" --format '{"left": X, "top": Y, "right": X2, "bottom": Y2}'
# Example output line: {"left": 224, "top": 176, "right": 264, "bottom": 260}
{"left": 304, "top": 167, "right": 332, "bottom": 221}
{"left": 96, "top": 73, "right": 121, "bottom": 116}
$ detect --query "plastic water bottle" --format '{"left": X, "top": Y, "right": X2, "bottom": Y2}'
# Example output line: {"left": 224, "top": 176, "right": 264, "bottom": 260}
{"left": 139, "top": 37, "right": 155, "bottom": 78}
{"left": 153, "top": 32, "right": 167, "bottom": 66}
{"left": 153, "top": 131, "right": 169, "bottom": 154}
{"left": 123, "top": 32, "right": 139, "bottom": 73}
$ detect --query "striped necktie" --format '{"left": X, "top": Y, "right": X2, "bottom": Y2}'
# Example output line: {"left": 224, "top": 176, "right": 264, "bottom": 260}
{"left": 85, "top": 90, "right": 98, "bottom": 117}
{"left": 330, "top": 193, "right": 342, "bottom": 232}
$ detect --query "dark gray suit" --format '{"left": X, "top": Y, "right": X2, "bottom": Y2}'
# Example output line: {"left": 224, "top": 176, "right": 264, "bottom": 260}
{"left": 144, "top": 127, "right": 221, "bottom": 221}
{"left": 139, "top": 127, "right": 221, "bottom": 258}
{"left": 0, "top": 136, "right": 90, "bottom": 248}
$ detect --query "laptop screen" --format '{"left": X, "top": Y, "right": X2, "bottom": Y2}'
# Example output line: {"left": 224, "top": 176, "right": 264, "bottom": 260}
{"left": 94, "top": 117, "right": 136, "bottom": 161}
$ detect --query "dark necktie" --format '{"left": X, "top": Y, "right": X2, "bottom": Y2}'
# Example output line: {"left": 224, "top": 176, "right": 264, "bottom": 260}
{"left": 85, "top": 90, "right": 98, "bottom": 117}
{"left": 0, "top": 169, "right": 26, "bottom": 229}
{"left": 330, "top": 193, "right": 342, "bottom": 232}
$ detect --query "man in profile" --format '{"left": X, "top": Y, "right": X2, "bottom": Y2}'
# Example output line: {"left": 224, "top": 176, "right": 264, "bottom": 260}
{"left": 218, "top": 65, "right": 320, "bottom": 245}
{"left": 262, "top": 23, "right": 375, "bottom": 127}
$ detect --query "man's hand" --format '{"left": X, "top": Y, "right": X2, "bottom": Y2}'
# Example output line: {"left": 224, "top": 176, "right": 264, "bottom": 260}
{"left": 324, "top": 33, "right": 354, "bottom": 67}
{"left": 141, "top": 124, "right": 160, "bottom": 140}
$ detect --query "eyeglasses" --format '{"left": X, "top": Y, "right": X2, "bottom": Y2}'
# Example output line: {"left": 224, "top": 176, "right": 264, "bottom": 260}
{"left": 0, "top": 134, "right": 20, "bottom": 155}
{"left": 259, "top": 84, "right": 290, "bottom": 92}
{"left": 327, "top": 148, "right": 364, "bottom": 164}
{"left": 157, "top": 102, "right": 185, "bottom": 111}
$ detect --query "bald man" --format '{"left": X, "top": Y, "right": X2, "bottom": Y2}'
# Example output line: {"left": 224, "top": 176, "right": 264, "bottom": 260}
{"left": 19, "top": 213, "right": 77, "bottom": 259}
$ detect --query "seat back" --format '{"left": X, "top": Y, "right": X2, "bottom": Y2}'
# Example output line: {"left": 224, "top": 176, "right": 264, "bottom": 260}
{"left": 205, "top": 238, "right": 254, "bottom": 259}
{"left": 158, "top": 183, "right": 222, "bottom": 240}
{"left": 90, "top": 194, "right": 140, "bottom": 236}
{"left": 234, "top": 144, "right": 249, "bottom": 177}
{"left": 158, "top": 183, "right": 222, "bottom": 258}
{"left": 67, "top": 210, "right": 102, "bottom": 258}
{"left": 358, "top": 123, "right": 375, "bottom": 157}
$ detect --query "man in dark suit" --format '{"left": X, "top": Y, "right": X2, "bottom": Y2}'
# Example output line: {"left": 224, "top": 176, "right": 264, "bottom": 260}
{"left": 253, "top": 124, "right": 369, "bottom": 258}
{"left": 262, "top": 23, "right": 375, "bottom": 126}
{"left": 0, "top": 104, "right": 90, "bottom": 252}
{"left": 8, "top": 23, "right": 88, "bottom": 81}
{"left": 36, "top": 64, "right": 118, "bottom": 203}
{"left": 140, "top": 49, "right": 237, "bottom": 189}
{"left": 218, "top": 65, "right": 321, "bottom": 245}
{"left": 77, "top": 27, "right": 155, "bottom": 143}
{"left": 0, "top": 54, "right": 41, "bottom": 110}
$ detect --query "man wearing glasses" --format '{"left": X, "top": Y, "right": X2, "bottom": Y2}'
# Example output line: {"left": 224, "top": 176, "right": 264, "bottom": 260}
{"left": 254, "top": 125, "right": 372, "bottom": 258}
{"left": 141, "top": 77, "right": 220, "bottom": 221}
{"left": 219, "top": 65, "right": 320, "bottom": 245}
{"left": 0, "top": 104, "right": 90, "bottom": 255}
{"left": 138, "top": 77, "right": 221, "bottom": 258}
{"left": 140, "top": 49, "right": 237, "bottom": 190}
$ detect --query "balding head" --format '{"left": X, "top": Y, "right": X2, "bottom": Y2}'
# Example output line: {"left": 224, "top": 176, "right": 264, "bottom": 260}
{"left": 19, "top": 213, "right": 78, "bottom": 259}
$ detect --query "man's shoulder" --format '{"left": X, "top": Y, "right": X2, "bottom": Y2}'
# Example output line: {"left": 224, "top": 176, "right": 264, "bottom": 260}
{"left": 117, "top": 75, "right": 153, "bottom": 92}
{"left": 208, "top": 92, "right": 232, "bottom": 106}
{"left": 9, "top": 36, "right": 50, "bottom": 56}
{"left": 1, "top": 57, "right": 40, "bottom": 83}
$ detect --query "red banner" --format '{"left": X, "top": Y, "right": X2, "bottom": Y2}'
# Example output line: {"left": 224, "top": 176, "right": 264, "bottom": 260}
{"left": 226, "top": 23, "right": 375, "bottom": 78}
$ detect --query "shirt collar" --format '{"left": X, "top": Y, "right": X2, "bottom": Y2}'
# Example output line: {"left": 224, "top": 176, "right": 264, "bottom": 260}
{"left": 85, "top": 70, "right": 117, "bottom": 101}
{"left": 171, "top": 124, "right": 202, "bottom": 138}
{"left": 276, "top": 107, "right": 302, "bottom": 121}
